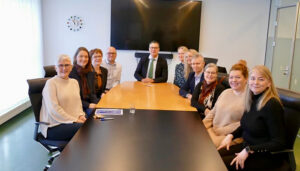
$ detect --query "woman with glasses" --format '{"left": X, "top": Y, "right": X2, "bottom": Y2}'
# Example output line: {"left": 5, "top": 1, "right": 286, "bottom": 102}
{"left": 90, "top": 48, "right": 107, "bottom": 99}
{"left": 203, "top": 60, "right": 248, "bottom": 147}
{"left": 40, "top": 54, "right": 86, "bottom": 141}
{"left": 69, "top": 47, "right": 99, "bottom": 117}
{"left": 191, "top": 63, "right": 225, "bottom": 118}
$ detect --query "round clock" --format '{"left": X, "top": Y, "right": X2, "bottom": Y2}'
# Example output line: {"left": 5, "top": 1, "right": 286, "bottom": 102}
{"left": 67, "top": 16, "right": 83, "bottom": 32}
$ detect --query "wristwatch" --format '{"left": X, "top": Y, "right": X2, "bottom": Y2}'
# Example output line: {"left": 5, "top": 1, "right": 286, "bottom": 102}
{"left": 245, "top": 146, "right": 251, "bottom": 153}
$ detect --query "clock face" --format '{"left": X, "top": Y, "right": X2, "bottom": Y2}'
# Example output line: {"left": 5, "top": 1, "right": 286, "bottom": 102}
{"left": 67, "top": 16, "right": 83, "bottom": 32}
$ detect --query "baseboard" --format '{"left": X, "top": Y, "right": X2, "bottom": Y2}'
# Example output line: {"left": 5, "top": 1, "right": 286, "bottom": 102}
{"left": 0, "top": 98, "right": 31, "bottom": 125}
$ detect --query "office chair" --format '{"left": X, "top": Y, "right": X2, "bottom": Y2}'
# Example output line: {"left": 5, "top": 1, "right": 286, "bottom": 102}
{"left": 274, "top": 88, "right": 300, "bottom": 171}
{"left": 43, "top": 65, "right": 56, "bottom": 77}
{"left": 217, "top": 66, "right": 227, "bottom": 74}
{"left": 204, "top": 57, "right": 218, "bottom": 65}
{"left": 27, "top": 78, "right": 68, "bottom": 169}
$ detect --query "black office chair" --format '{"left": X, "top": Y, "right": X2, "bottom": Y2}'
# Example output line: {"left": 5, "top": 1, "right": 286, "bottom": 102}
{"left": 217, "top": 66, "right": 227, "bottom": 74}
{"left": 27, "top": 78, "right": 68, "bottom": 169}
{"left": 274, "top": 88, "right": 300, "bottom": 171}
{"left": 43, "top": 65, "right": 56, "bottom": 77}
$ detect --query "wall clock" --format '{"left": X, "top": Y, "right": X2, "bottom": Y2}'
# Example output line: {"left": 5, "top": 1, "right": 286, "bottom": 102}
{"left": 67, "top": 16, "right": 83, "bottom": 32}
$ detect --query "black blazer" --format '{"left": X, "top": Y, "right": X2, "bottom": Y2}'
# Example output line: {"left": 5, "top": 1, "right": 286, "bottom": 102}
{"left": 93, "top": 66, "right": 108, "bottom": 99}
{"left": 69, "top": 67, "right": 99, "bottom": 110}
{"left": 134, "top": 56, "right": 168, "bottom": 83}
{"left": 179, "top": 72, "right": 204, "bottom": 98}
{"left": 191, "top": 82, "right": 225, "bottom": 113}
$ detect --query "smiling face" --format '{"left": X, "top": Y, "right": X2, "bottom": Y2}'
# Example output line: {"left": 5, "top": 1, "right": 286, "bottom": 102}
{"left": 185, "top": 52, "right": 193, "bottom": 65}
{"left": 56, "top": 58, "right": 72, "bottom": 79}
{"left": 204, "top": 66, "right": 218, "bottom": 85}
{"left": 191, "top": 57, "right": 204, "bottom": 74}
{"left": 76, "top": 50, "right": 89, "bottom": 68}
{"left": 178, "top": 48, "right": 185, "bottom": 63}
{"left": 92, "top": 52, "right": 103, "bottom": 67}
{"left": 249, "top": 69, "right": 271, "bottom": 95}
{"left": 229, "top": 70, "right": 247, "bottom": 92}
{"left": 107, "top": 47, "right": 117, "bottom": 64}
{"left": 149, "top": 42, "right": 160, "bottom": 58}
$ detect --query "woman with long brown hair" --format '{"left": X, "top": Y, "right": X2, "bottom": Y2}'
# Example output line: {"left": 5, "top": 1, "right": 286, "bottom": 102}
{"left": 69, "top": 47, "right": 99, "bottom": 117}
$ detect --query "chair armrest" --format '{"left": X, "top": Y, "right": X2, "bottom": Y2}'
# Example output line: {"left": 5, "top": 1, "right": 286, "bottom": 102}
{"left": 271, "top": 149, "right": 293, "bottom": 154}
{"left": 35, "top": 122, "right": 50, "bottom": 125}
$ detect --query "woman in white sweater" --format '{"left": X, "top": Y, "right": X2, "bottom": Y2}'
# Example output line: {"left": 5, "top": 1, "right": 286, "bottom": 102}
{"left": 40, "top": 55, "right": 86, "bottom": 141}
{"left": 203, "top": 60, "right": 248, "bottom": 147}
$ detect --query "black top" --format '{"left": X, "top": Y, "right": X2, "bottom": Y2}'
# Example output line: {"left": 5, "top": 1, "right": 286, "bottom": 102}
{"left": 232, "top": 93, "right": 286, "bottom": 153}
{"left": 69, "top": 67, "right": 99, "bottom": 110}
{"left": 134, "top": 56, "right": 168, "bottom": 83}
{"left": 93, "top": 66, "right": 108, "bottom": 99}
{"left": 191, "top": 82, "right": 225, "bottom": 114}
{"left": 179, "top": 72, "right": 204, "bottom": 98}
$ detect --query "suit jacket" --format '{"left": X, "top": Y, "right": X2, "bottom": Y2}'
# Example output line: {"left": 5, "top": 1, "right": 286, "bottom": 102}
{"left": 93, "top": 66, "right": 108, "bottom": 99}
{"left": 134, "top": 56, "right": 168, "bottom": 83}
{"left": 179, "top": 72, "right": 204, "bottom": 98}
{"left": 69, "top": 67, "right": 99, "bottom": 110}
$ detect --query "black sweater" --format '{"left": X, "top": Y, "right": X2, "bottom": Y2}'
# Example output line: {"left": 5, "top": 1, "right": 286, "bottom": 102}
{"left": 191, "top": 82, "right": 225, "bottom": 113}
{"left": 232, "top": 93, "right": 286, "bottom": 153}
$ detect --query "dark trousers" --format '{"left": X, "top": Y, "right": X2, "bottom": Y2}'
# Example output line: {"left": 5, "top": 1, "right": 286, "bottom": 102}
{"left": 47, "top": 123, "right": 82, "bottom": 141}
{"left": 219, "top": 144, "right": 288, "bottom": 171}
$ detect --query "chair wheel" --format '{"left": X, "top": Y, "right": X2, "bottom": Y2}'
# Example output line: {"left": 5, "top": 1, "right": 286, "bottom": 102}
{"left": 44, "top": 165, "right": 50, "bottom": 171}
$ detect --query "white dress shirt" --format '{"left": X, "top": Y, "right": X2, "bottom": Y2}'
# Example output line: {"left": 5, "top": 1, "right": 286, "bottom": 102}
{"left": 101, "top": 59, "right": 122, "bottom": 89}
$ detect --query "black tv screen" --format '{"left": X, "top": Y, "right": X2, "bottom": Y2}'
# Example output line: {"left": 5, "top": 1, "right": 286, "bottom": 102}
{"left": 111, "top": 0, "right": 202, "bottom": 52}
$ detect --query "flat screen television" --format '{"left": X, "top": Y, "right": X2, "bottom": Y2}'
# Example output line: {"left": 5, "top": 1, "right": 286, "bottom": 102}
{"left": 111, "top": 0, "right": 202, "bottom": 52}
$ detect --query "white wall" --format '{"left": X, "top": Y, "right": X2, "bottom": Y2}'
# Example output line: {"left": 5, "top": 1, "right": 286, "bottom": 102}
{"left": 42, "top": 0, "right": 270, "bottom": 83}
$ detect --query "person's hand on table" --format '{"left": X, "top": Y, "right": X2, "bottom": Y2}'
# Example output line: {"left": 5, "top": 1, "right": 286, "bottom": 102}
{"left": 186, "top": 94, "right": 192, "bottom": 100}
{"left": 76, "top": 115, "right": 86, "bottom": 123}
{"left": 89, "top": 103, "right": 96, "bottom": 108}
{"left": 142, "top": 78, "right": 154, "bottom": 83}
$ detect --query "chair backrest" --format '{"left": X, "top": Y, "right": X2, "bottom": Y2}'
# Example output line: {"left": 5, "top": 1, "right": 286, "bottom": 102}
{"left": 217, "top": 66, "right": 227, "bottom": 74}
{"left": 43, "top": 65, "right": 56, "bottom": 77}
{"left": 277, "top": 88, "right": 300, "bottom": 149}
{"left": 217, "top": 73, "right": 230, "bottom": 89}
{"left": 27, "top": 78, "right": 49, "bottom": 122}
{"left": 204, "top": 57, "right": 218, "bottom": 65}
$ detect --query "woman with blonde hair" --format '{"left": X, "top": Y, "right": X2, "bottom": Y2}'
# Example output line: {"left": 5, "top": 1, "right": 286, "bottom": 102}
{"left": 174, "top": 46, "right": 188, "bottom": 87}
{"left": 218, "top": 65, "right": 286, "bottom": 171}
{"left": 183, "top": 49, "right": 198, "bottom": 80}
{"left": 203, "top": 60, "right": 248, "bottom": 147}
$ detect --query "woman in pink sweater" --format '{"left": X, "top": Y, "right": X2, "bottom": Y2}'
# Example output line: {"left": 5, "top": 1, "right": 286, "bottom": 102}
{"left": 203, "top": 60, "right": 248, "bottom": 147}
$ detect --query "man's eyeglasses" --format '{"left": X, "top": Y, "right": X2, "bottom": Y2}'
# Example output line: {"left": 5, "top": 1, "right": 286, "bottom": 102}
{"left": 150, "top": 47, "right": 159, "bottom": 49}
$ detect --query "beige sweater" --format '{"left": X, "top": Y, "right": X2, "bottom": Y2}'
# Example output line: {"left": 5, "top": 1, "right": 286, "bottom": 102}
{"left": 203, "top": 88, "right": 245, "bottom": 136}
{"left": 40, "top": 76, "right": 85, "bottom": 138}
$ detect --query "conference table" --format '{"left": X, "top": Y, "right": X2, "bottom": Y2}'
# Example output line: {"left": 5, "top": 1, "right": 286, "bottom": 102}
{"left": 49, "top": 82, "right": 227, "bottom": 171}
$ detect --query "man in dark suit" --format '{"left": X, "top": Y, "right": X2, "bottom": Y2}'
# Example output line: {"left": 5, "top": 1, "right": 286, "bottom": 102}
{"left": 134, "top": 41, "right": 168, "bottom": 83}
{"left": 179, "top": 53, "right": 205, "bottom": 100}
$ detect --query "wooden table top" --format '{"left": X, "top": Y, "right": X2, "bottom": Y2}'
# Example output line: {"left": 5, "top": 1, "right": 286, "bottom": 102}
{"left": 97, "top": 81, "right": 197, "bottom": 111}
